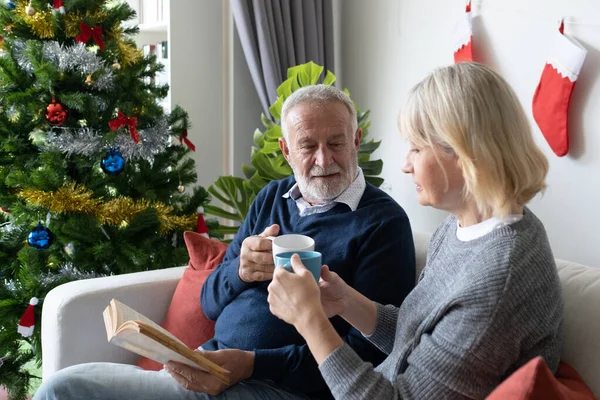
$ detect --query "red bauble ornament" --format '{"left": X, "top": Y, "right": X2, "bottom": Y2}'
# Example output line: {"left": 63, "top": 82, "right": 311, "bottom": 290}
{"left": 46, "top": 98, "right": 67, "bottom": 125}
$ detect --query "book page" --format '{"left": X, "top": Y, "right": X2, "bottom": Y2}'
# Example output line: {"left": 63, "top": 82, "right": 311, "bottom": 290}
{"left": 112, "top": 299, "right": 184, "bottom": 346}
{"left": 111, "top": 330, "right": 203, "bottom": 370}
{"left": 102, "top": 306, "right": 115, "bottom": 341}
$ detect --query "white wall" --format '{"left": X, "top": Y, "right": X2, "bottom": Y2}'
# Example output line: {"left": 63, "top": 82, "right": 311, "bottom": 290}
{"left": 340, "top": 0, "right": 600, "bottom": 267}
{"left": 169, "top": 2, "right": 260, "bottom": 186}
{"left": 170, "top": 1, "right": 223, "bottom": 188}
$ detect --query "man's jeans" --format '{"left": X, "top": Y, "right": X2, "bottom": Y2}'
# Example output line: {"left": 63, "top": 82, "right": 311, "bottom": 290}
{"left": 33, "top": 362, "right": 311, "bottom": 400}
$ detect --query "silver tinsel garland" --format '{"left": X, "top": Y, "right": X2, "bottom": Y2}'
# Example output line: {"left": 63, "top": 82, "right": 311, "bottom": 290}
{"left": 44, "top": 116, "right": 172, "bottom": 162}
{"left": 13, "top": 40, "right": 114, "bottom": 91}
{"left": 40, "top": 263, "right": 107, "bottom": 287}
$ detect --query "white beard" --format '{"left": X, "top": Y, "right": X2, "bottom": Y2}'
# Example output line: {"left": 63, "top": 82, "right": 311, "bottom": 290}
{"left": 290, "top": 154, "right": 357, "bottom": 204}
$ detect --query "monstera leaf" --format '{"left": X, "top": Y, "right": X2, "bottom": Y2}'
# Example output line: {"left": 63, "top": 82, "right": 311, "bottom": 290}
{"left": 206, "top": 62, "right": 383, "bottom": 238}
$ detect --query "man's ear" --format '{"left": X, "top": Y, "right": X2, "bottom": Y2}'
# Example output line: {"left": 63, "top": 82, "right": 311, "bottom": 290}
{"left": 279, "top": 138, "right": 291, "bottom": 163}
{"left": 354, "top": 128, "right": 363, "bottom": 149}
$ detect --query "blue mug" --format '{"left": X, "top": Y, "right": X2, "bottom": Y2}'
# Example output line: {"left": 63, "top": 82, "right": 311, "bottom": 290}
{"left": 274, "top": 251, "right": 322, "bottom": 282}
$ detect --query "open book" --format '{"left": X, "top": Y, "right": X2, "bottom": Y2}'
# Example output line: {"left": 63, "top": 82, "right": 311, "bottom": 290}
{"left": 103, "top": 299, "right": 230, "bottom": 385}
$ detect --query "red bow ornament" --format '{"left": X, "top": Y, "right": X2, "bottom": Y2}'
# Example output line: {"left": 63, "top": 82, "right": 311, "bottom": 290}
{"left": 178, "top": 128, "right": 196, "bottom": 151}
{"left": 76, "top": 22, "right": 105, "bottom": 51}
{"left": 109, "top": 111, "right": 140, "bottom": 143}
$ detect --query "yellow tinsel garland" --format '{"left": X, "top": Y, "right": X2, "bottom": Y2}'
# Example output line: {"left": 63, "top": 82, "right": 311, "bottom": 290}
{"left": 117, "top": 38, "right": 142, "bottom": 67}
{"left": 108, "top": 26, "right": 142, "bottom": 66}
{"left": 15, "top": 1, "right": 54, "bottom": 39}
{"left": 19, "top": 184, "right": 197, "bottom": 234}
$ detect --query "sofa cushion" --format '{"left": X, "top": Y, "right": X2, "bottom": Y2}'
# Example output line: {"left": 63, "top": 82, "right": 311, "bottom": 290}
{"left": 556, "top": 259, "right": 600, "bottom": 397}
{"left": 136, "top": 232, "right": 228, "bottom": 370}
{"left": 486, "top": 356, "right": 595, "bottom": 400}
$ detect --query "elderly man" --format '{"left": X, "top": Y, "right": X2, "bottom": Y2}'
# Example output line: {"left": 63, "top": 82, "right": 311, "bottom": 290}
{"left": 34, "top": 85, "right": 415, "bottom": 400}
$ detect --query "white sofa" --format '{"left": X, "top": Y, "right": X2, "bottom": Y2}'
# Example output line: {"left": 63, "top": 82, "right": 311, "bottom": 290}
{"left": 41, "top": 232, "right": 600, "bottom": 396}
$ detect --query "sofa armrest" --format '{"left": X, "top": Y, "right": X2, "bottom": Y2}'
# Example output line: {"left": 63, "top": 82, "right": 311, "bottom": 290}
{"left": 41, "top": 266, "right": 186, "bottom": 380}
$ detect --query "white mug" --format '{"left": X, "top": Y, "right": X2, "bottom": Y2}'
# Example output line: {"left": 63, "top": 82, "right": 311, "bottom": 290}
{"left": 266, "top": 234, "right": 315, "bottom": 264}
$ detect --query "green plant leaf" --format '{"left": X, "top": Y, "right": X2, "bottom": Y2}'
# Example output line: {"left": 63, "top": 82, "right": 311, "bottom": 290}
{"left": 358, "top": 140, "right": 381, "bottom": 154}
{"left": 251, "top": 152, "right": 290, "bottom": 181}
{"left": 360, "top": 160, "right": 383, "bottom": 176}
{"left": 365, "top": 176, "right": 384, "bottom": 187}
{"left": 323, "top": 70, "right": 336, "bottom": 86}
{"left": 260, "top": 140, "right": 281, "bottom": 154}
{"left": 276, "top": 77, "right": 294, "bottom": 98}
{"left": 247, "top": 172, "right": 269, "bottom": 195}
{"left": 358, "top": 153, "right": 370, "bottom": 164}
{"left": 212, "top": 224, "right": 241, "bottom": 235}
{"left": 263, "top": 124, "right": 282, "bottom": 141}
{"left": 261, "top": 113, "right": 275, "bottom": 128}
{"left": 307, "top": 62, "right": 325, "bottom": 85}
{"left": 203, "top": 204, "right": 243, "bottom": 221}
{"left": 241, "top": 164, "right": 256, "bottom": 179}
{"left": 253, "top": 128, "right": 264, "bottom": 147}
{"left": 269, "top": 97, "right": 284, "bottom": 122}
{"left": 358, "top": 110, "right": 371, "bottom": 127}
{"left": 206, "top": 176, "right": 255, "bottom": 221}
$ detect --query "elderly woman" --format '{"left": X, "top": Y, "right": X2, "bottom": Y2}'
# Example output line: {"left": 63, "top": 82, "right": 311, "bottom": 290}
{"left": 267, "top": 62, "right": 563, "bottom": 400}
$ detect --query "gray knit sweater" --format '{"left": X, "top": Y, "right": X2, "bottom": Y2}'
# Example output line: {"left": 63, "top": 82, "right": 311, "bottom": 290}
{"left": 319, "top": 209, "right": 563, "bottom": 399}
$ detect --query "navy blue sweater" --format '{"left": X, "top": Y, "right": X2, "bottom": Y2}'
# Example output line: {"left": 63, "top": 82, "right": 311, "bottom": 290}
{"left": 201, "top": 176, "right": 415, "bottom": 397}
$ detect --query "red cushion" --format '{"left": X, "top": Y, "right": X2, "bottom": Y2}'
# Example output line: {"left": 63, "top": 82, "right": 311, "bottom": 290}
{"left": 486, "top": 357, "right": 595, "bottom": 400}
{"left": 136, "top": 231, "right": 228, "bottom": 370}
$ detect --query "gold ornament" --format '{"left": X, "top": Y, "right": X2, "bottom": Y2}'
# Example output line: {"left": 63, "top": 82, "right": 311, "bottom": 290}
{"left": 112, "top": 61, "right": 121, "bottom": 70}
{"left": 85, "top": 74, "right": 94, "bottom": 86}
{"left": 177, "top": 184, "right": 185, "bottom": 193}
{"left": 25, "top": 4, "right": 36, "bottom": 16}
{"left": 16, "top": 2, "right": 55, "bottom": 38}
{"left": 18, "top": 184, "right": 196, "bottom": 233}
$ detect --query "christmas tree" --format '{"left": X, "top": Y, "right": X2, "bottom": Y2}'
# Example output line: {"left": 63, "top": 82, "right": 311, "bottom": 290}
{"left": 0, "top": 1, "right": 214, "bottom": 398}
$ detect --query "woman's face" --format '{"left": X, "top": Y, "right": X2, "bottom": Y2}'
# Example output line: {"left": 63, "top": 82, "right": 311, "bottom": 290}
{"left": 401, "top": 142, "right": 465, "bottom": 212}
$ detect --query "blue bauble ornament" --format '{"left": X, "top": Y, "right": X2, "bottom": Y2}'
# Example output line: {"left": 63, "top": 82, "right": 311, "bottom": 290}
{"left": 27, "top": 222, "right": 54, "bottom": 250}
{"left": 6, "top": 1, "right": 16, "bottom": 9}
{"left": 101, "top": 149, "right": 125, "bottom": 175}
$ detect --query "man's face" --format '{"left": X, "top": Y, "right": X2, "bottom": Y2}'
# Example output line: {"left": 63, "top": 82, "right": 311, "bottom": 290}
{"left": 279, "top": 102, "right": 361, "bottom": 205}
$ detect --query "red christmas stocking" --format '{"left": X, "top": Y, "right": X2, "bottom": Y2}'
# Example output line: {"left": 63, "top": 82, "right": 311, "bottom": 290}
{"left": 532, "top": 21, "right": 587, "bottom": 157}
{"left": 453, "top": 1, "right": 474, "bottom": 63}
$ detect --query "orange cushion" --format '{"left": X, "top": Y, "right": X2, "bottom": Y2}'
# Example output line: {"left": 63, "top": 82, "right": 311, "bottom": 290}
{"left": 486, "top": 356, "right": 595, "bottom": 400}
{"left": 136, "top": 231, "right": 228, "bottom": 370}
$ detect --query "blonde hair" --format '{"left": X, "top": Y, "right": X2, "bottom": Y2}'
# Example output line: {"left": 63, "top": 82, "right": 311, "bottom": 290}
{"left": 399, "top": 62, "right": 548, "bottom": 218}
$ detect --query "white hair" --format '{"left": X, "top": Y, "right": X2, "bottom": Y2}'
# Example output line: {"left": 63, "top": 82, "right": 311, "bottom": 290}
{"left": 280, "top": 84, "right": 358, "bottom": 140}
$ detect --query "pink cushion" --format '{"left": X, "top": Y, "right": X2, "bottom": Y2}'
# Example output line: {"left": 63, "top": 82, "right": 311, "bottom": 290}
{"left": 136, "top": 232, "right": 228, "bottom": 370}
{"left": 486, "top": 356, "right": 595, "bottom": 400}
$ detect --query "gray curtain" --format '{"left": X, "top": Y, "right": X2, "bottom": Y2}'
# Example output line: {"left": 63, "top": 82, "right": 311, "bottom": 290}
{"left": 231, "top": 0, "right": 335, "bottom": 118}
